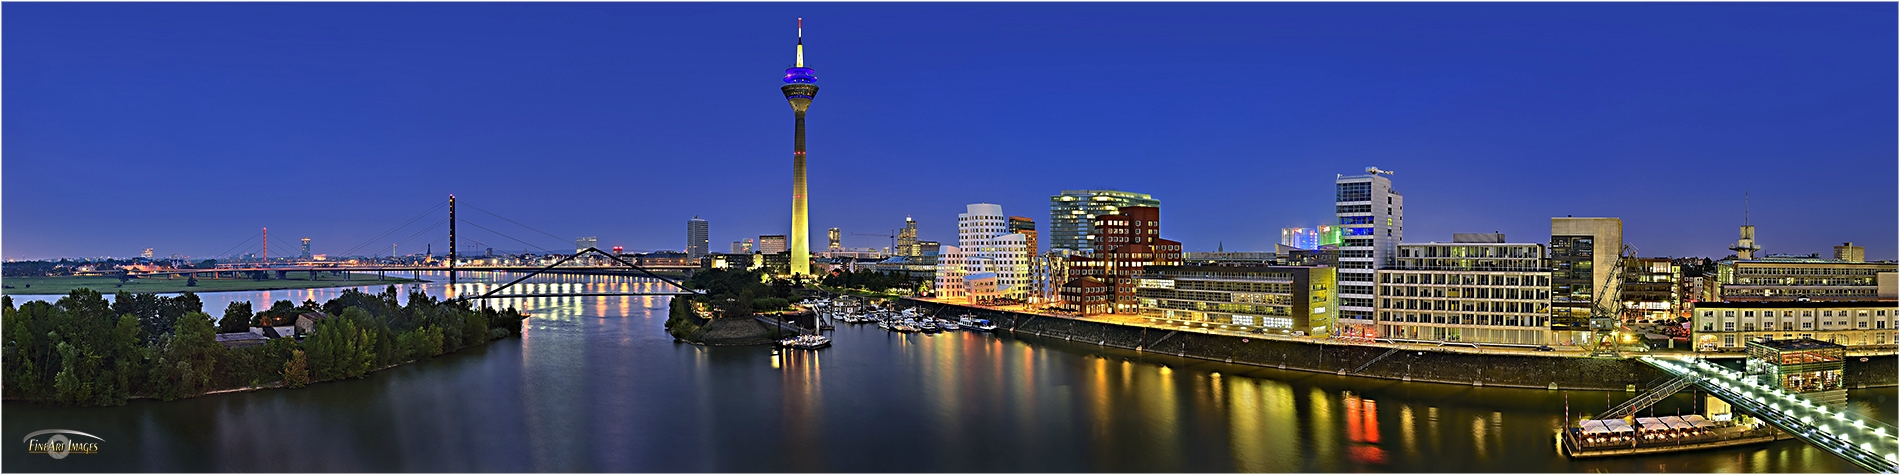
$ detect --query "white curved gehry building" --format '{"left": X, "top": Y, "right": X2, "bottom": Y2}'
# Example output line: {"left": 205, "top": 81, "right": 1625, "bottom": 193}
{"left": 936, "top": 203, "right": 1031, "bottom": 303}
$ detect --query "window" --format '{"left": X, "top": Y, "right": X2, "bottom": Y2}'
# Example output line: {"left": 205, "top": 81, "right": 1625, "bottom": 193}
{"left": 1724, "top": 322, "right": 1735, "bottom": 331}
{"left": 1764, "top": 311, "right": 1776, "bottom": 318}
{"left": 1802, "top": 322, "right": 1813, "bottom": 329}
{"left": 1859, "top": 321, "right": 1867, "bottom": 329}
{"left": 1723, "top": 335, "right": 1735, "bottom": 347}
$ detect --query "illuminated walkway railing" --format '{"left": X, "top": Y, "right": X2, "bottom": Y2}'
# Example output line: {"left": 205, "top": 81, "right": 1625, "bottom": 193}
{"left": 1640, "top": 356, "right": 1900, "bottom": 473}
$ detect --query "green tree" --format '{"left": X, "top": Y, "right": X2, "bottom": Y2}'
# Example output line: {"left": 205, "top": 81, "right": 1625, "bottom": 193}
{"left": 281, "top": 350, "right": 309, "bottom": 389}
{"left": 219, "top": 301, "right": 253, "bottom": 334}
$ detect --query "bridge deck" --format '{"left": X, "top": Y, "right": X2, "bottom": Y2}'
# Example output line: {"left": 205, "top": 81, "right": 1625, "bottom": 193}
{"left": 1640, "top": 356, "right": 1899, "bottom": 473}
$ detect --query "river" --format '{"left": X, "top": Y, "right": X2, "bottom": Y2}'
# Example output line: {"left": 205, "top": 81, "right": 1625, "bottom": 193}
{"left": 5, "top": 274, "right": 1894, "bottom": 472}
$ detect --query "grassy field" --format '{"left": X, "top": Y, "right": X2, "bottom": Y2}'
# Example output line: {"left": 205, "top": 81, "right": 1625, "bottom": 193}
{"left": 2, "top": 273, "right": 424, "bottom": 296}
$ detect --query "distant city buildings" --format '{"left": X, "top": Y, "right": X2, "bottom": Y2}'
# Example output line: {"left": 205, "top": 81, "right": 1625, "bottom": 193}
{"left": 827, "top": 227, "right": 843, "bottom": 252}
{"left": 1335, "top": 168, "right": 1403, "bottom": 337}
{"left": 299, "top": 238, "right": 312, "bottom": 260}
{"left": 1048, "top": 189, "right": 1159, "bottom": 254}
{"left": 576, "top": 237, "right": 599, "bottom": 254}
{"left": 935, "top": 203, "right": 1032, "bottom": 303}
{"left": 897, "top": 216, "right": 919, "bottom": 257}
{"left": 686, "top": 217, "right": 709, "bottom": 259}
{"left": 1280, "top": 226, "right": 1341, "bottom": 251}
{"left": 759, "top": 235, "right": 787, "bottom": 254}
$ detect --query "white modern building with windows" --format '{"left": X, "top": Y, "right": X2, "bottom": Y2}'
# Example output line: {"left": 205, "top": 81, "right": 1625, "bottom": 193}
{"left": 936, "top": 203, "right": 1032, "bottom": 303}
{"left": 1335, "top": 169, "right": 1403, "bottom": 337}
{"left": 1375, "top": 239, "right": 1554, "bottom": 345}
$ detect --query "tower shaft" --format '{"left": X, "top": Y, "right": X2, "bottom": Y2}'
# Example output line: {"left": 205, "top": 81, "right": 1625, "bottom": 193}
{"left": 790, "top": 109, "right": 810, "bottom": 275}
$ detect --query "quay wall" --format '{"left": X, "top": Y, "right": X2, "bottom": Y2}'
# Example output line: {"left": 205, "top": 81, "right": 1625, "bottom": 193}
{"left": 906, "top": 299, "right": 1898, "bottom": 391}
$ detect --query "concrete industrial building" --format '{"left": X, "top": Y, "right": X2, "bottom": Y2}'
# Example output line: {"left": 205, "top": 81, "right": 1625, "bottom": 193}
{"left": 1375, "top": 238, "right": 1554, "bottom": 345}
{"left": 1048, "top": 189, "right": 1160, "bottom": 254}
{"left": 1335, "top": 168, "right": 1403, "bottom": 337}
{"left": 1549, "top": 217, "right": 1623, "bottom": 345}
{"left": 935, "top": 204, "right": 1032, "bottom": 303}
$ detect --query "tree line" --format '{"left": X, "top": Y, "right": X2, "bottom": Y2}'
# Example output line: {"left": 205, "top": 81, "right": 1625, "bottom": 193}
{"left": 1, "top": 286, "right": 524, "bottom": 406}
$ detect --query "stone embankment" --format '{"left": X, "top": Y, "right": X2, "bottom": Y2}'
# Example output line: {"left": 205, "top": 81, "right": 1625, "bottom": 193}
{"left": 909, "top": 299, "right": 1898, "bottom": 391}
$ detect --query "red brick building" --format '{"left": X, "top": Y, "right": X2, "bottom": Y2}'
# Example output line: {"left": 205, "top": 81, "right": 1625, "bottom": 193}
{"left": 1061, "top": 206, "right": 1183, "bottom": 313}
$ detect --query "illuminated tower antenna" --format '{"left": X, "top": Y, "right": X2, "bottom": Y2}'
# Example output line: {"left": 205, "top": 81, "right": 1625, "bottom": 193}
{"left": 780, "top": 18, "right": 819, "bottom": 276}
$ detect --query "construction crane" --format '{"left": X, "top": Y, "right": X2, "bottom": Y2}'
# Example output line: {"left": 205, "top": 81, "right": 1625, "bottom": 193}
{"left": 1588, "top": 244, "right": 1638, "bottom": 357}
{"left": 852, "top": 231, "right": 898, "bottom": 255}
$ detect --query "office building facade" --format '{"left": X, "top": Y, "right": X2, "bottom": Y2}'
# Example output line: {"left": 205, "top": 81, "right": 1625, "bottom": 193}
{"left": 1048, "top": 189, "right": 1160, "bottom": 254}
{"left": 1718, "top": 256, "right": 1897, "bottom": 302}
{"left": 1375, "top": 240, "right": 1554, "bottom": 345}
{"left": 1135, "top": 265, "right": 1337, "bottom": 336}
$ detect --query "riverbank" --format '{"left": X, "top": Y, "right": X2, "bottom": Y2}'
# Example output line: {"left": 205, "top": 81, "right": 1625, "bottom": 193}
{"left": 1, "top": 274, "right": 424, "bottom": 296}
{"left": 3, "top": 288, "right": 522, "bottom": 407}
{"left": 906, "top": 298, "right": 1900, "bottom": 391}
{"left": 665, "top": 297, "right": 802, "bottom": 346}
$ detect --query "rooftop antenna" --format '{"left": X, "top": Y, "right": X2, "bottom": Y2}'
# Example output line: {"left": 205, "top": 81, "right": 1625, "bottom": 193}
{"left": 1744, "top": 190, "right": 1750, "bottom": 225}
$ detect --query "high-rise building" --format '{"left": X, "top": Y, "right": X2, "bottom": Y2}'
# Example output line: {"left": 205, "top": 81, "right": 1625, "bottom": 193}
{"left": 779, "top": 19, "right": 820, "bottom": 276}
{"left": 1376, "top": 239, "right": 1553, "bottom": 345}
{"left": 576, "top": 237, "right": 599, "bottom": 254}
{"left": 1335, "top": 168, "right": 1403, "bottom": 337}
{"left": 827, "top": 227, "right": 843, "bottom": 252}
{"left": 142, "top": 248, "right": 155, "bottom": 259}
{"left": 686, "top": 216, "right": 709, "bottom": 259}
{"left": 299, "top": 238, "right": 312, "bottom": 260}
{"left": 1549, "top": 217, "right": 1624, "bottom": 344}
{"left": 935, "top": 204, "right": 1031, "bottom": 303}
{"left": 1061, "top": 207, "right": 1183, "bottom": 313}
{"left": 1008, "top": 216, "right": 1037, "bottom": 256}
{"left": 1048, "top": 189, "right": 1160, "bottom": 254}
{"left": 898, "top": 216, "right": 919, "bottom": 257}
{"left": 759, "top": 235, "right": 787, "bottom": 254}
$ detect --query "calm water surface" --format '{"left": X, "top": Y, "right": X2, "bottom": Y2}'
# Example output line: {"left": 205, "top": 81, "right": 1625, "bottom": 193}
{"left": 5, "top": 274, "right": 1895, "bottom": 472}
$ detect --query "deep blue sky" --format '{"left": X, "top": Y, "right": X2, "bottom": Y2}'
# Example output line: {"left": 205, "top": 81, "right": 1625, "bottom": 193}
{"left": 5, "top": 3, "right": 1895, "bottom": 261}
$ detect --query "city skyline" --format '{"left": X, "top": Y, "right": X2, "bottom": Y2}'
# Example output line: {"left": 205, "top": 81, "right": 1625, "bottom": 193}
{"left": 5, "top": 3, "right": 1895, "bottom": 261}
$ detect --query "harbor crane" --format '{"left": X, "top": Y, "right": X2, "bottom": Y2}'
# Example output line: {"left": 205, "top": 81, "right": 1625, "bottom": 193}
{"left": 1587, "top": 244, "right": 1638, "bottom": 357}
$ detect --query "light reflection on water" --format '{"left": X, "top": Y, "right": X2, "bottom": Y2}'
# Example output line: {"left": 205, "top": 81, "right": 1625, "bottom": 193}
{"left": 3, "top": 273, "right": 1895, "bottom": 472}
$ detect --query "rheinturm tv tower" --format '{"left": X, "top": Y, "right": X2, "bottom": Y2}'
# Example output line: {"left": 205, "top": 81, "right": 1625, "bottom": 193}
{"left": 781, "top": 18, "right": 818, "bottom": 276}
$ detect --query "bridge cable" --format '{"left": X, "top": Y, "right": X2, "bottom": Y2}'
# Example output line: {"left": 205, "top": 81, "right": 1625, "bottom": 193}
{"left": 338, "top": 200, "right": 449, "bottom": 257}
{"left": 212, "top": 231, "right": 262, "bottom": 261}
{"left": 382, "top": 219, "right": 448, "bottom": 256}
{"left": 463, "top": 203, "right": 571, "bottom": 246}
{"left": 456, "top": 217, "right": 557, "bottom": 254}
